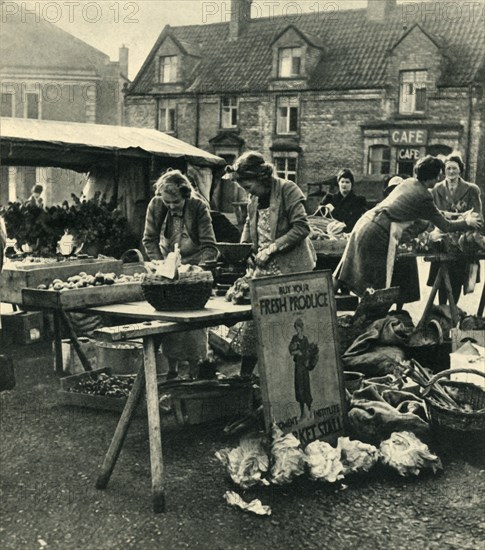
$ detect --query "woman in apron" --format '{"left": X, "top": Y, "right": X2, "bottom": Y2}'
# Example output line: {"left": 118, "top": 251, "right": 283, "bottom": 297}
{"left": 142, "top": 169, "right": 218, "bottom": 379}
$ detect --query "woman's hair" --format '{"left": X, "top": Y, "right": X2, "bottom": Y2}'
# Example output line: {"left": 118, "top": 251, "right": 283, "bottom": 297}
{"left": 444, "top": 153, "right": 465, "bottom": 173}
{"left": 336, "top": 168, "right": 354, "bottom": 186}
{"left": 155, "top": 169, "right": 192, "bottom": 198}
{"left": 32, "top": 184, "right": 43, "bottom": 194}
{"left": 226, "top": 151, "right": 274, "bottom": 186}
{"left": 294, "top": 318, "right": 304, "bottom": 330}
{"left": 415, "top": 155, "right": 444, "bottom": 182}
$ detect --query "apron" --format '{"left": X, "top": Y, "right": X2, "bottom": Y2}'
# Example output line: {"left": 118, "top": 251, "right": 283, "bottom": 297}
{"left": 159, "top": 213, "right": 208, "bottom": 362}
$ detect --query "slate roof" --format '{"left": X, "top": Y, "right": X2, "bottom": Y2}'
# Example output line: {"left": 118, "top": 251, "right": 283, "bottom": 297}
{"left": 0, "top": 12, "right": 111, "bottom": 74}
{"left": 128, "top": 4, "right": 485, "bottom": 95}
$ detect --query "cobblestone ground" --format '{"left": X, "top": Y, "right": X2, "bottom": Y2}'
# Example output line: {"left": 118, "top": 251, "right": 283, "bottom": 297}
{"left": 0, "top": 261, "right": 483, "bottom": 550}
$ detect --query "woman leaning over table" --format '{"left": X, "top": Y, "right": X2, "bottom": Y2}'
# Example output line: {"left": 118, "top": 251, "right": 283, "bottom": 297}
{"left": 427, "top": 154, "right": 483, "bottom": 305}
{"left": 334, "top": 156, "right": 482, "bottom": 297}
{"left": 226, "top": 151, "right": 316, "bottom": 378}
{"left": 142, "top": 169, "right": 218, "bottom": 379}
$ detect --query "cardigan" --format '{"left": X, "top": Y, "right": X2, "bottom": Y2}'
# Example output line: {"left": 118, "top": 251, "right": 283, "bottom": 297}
{"left": 431, "top": 177, "right": 482, "bottom": 217}
{"left": 142, "top": 194, "right": 218, "bottom": 262}
{"left": 240, "top": 177, "right": 316, "bottom": 274}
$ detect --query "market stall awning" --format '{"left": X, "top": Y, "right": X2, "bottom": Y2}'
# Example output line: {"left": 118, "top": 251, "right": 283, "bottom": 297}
{"left": 0, "top": 117, "right": 225, "bottom": 169}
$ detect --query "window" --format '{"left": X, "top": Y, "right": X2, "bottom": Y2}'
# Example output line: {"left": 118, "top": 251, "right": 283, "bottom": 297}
{"left": 399, "top": 70, "right": 427, "bottom": 114}
{"left": 427, "top": 144, "right": 452, "bottom": 158}
{"left": 159, "top": 55, "right": 178, "bottom": 83}
{"left": 221, "top": 97, "right": 238, "bottom": 128}
{"left": 274, "top": 155, "right": 298, "bottom": 182}
{"left": 368, "top": 145, "right": 391, "bottom": 175}
{"left": 276, "top": 96, "right": 298, "bottom": 134}
{"left": 25, "top": 91, "right": 40, "bottom": 119}
{"left": 278, "top": 47, "right": 302, "bottom": 77}
{"left": 159, "top": 100, "right": 176, "bottom": 133}
{"left": 0, "top": 92, "right": 14, "bottom": 117}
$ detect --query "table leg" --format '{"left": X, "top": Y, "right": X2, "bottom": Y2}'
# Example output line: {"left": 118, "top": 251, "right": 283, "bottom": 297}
{"left": 143, "top": 335, "right": 166, "bottom": 513}
{"left": 53, "top": 311, "right": 64, "bottom": 376}
{"left": 442, "top": 267, "right": 460, "bottom": 327}
{"left": 96, "top": 365, "right": 145, "bottom": 490}
{"left": 417, "top": 268, "right": 442, "bottom": 330}
{"left": 477, "top": 284, "right": 485, "bottom": 317}
{"left": 59, "top": 309, "right": 93, "bottom": 371}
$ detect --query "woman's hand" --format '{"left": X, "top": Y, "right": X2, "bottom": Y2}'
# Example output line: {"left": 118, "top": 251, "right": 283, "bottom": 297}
{"left": 325, "top": 203, "right": 335, "bottom": 214}
{"left": 255, "top": 243, "right": 278, "bottom": 266}
{"left": 465, "top": 212, "right": 482, "bottom": 229}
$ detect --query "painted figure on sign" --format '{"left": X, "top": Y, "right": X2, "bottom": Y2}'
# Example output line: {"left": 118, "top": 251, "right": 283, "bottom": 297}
{"left": 289, "top": 318, "right": 314, "bottom": 420}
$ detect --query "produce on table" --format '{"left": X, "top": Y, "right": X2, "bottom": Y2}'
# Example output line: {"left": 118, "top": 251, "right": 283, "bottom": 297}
{"left": 36, "top": 271, "right": 144, "bottom": 291}
{"left": 215, "top": 434, "right": 270, "bottom": 489}
{"left": 68, "top": 373, "right": 135, "bottom": 397}
{"left": 305, "top": 440, "right": 345, "bottom": 482}
{"left": 309, "top": 219, "right": 348, "bottom": 241}
{"left": 270, "top": 424, "right": 307, "bottom": 485}
{"left": 413, "top": 228, "right": 485, "bottom": 255}
{"left": 225, "top": 275, "right": 251, "bottom": 305}
{"left": 337, "top": 437, "right": 379, "bottom": 475}
{"left": 379, "top": 431, "right": 442, "bottom": 476}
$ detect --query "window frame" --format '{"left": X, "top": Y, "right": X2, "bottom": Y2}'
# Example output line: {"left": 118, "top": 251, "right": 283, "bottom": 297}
{"left": 278, "top": 47, "right": 302, "bottom": 78}
{"left": 24, "top": 90, "right": 41, "bottom": 119}
{"left": 158, "top": 99, "right": 177, "bottom": 133}
{"left": 367, "top": 145, "right": 391, "bottom": 175}
{"left": 221, "top": 96, "right": 238, "bottom": 129}
{"left": 159, "top": 55, "right": 178, "bottom": 84}
{"left": 276, "top": 96, "right": 299, "bottom": 135}
{"left": 399, "top": 70, "right": 427, "bottom": 115}
{"left": 273, "top": 154, "right": 298, "bottom": 182}
{"left": 0, "top": 91, "right": 15, "bottom": 117}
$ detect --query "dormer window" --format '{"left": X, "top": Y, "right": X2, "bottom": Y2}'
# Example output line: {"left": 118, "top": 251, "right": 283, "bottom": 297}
{"left": 399, "top": 70, "right": 427, "bottom": 114}
{"left": 159, "top": 55, "right": 178, "bottom": 83}
{"left": 278, "top": 47, "right": 302, "bottom": 77}
{"left": 221, "top": 97, "right": 238, "bottom": 128}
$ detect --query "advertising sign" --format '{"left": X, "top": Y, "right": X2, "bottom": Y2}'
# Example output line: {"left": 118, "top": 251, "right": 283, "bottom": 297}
{"left": 250, "top": 271, "right": 346, "bottom": 447}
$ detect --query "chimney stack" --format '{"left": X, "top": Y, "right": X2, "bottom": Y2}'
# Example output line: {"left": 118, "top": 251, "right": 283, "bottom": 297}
{"left": 229, "top": 0, "right": 252, "bottom": 41}
{"left": 119, "top": 45, "right": 129, "bottom": 77}
{"left": 367, "top": 0, "right": 397, "bottom": 22}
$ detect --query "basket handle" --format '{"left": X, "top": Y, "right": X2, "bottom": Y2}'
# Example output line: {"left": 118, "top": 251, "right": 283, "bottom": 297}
{"left": 422, "top": 368, "right": 485, "bottom": 396}
{"left": 310, "top": 205, "right": 335, "bottom": 219}
{"left": 120, "top": 248, "right": 144, "bottom": 264}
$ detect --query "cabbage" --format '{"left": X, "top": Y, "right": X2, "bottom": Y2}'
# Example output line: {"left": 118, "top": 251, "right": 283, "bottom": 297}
{"left": 270, "top": 424, "right": 307, "bottom": 485}
{"left": 337, "top": 437, "right": 379, "bottom": 475}
{"left": 215, "top": 434, "right": 269, "bottom": 489}
{"left": 305, "top": 440, "right": 344, "bottom": 483}
{"left": 379, "top": 431, "right": 442, "bottom": 476}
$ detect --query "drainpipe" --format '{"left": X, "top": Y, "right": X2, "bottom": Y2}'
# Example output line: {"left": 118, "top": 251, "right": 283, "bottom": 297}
{"left": 155, "top": 97, "right": 160, "bottom": 131}
{"left": 465, "top": 82, "right": 474, "bottom": 181}
{"left": 195, "top": 92, "right": 200, "bottom": 148}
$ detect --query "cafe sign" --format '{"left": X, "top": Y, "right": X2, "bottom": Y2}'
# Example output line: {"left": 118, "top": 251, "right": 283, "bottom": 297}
{"left": 390, "top": 129, "right": 428, "bottom": 146}
{"left": 398, "top": 148, "right": 421, "bottom": 161}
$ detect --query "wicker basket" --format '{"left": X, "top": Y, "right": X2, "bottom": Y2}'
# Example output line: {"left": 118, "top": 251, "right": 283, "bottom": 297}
{"left": 141, "top": 271, "right": 214, "bottom": 311}
{"left": 423, "top": 369, "right": 485, "bottom": 433}
{"left": 308, "top": 206, "right": 334, "bottom": 232}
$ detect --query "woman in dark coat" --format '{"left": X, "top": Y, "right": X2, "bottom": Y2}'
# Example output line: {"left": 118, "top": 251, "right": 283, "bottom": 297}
{"left": 288, "top": 318, "right": 312, "bottom": 419}
{"left": 321, "top": 168, "right": 367, "bottom": 232}
{"left": 334, "top": 156, "right": 482, "bottom": 296}
{"left": 427, "top": 154, "right": 483, "bottom": 305}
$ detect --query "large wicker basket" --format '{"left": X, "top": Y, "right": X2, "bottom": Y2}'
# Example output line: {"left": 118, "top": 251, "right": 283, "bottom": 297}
{"left": 423, "top": 369, "right": 485, "bottom": 433}
{"left": 141, "top": 271, "right": 214, "bottom": 311}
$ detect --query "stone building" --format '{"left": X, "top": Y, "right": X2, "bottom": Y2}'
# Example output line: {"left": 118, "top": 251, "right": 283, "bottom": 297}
{"left": 0, "top": 8, "right": 128, "bottom": 205}
{"left": 124, "top": 0, "right": 484, "bottom": 210}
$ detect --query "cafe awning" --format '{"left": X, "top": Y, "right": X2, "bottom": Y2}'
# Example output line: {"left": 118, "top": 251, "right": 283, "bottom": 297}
{"left": 0, "top": 117, "right": 225, "bottom": 170}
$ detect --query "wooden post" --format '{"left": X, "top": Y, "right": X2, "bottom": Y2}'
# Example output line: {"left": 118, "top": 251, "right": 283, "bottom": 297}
{"left": 417, "top": 267, "right": 442, "bottom": 331}
{"left": 59, "top": 309, "right": 93, "bottom": 371}
{"left": 478, "top": 285, "right": 485, "bottom": 317}
{"left": 96, "top": 365, "right": 145, "bottom": 490}
{"left": 143, "top": 335, "right": 166, "bottom": 513}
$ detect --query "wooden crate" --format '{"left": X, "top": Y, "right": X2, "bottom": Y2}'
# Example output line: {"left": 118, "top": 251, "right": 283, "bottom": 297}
{"left": 451, "top": 328, "right": 485, "bottom": 351}
{"left": 0, "top": 259, "right": 122, "bottom": 304}
{"left": 22, "top": 282, "right": 143, "bottom": 310}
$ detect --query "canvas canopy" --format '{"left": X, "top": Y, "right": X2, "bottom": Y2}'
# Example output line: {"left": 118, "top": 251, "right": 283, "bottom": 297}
{"left": 0, "top": 117, "right": 225, "bottom": 170}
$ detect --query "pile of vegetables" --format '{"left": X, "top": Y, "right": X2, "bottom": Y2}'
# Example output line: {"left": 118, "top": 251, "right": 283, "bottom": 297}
{"left": 68, "top": 372, "right": 135, "bottom": 398}
{"left": 36, "top": 271, "right": 143, "bottom": 291}
{"left": 309, "top": 219, "right": 348, "bottom": 242}
{"left": 225, "top": 275, "right": 251, "bottom": 305}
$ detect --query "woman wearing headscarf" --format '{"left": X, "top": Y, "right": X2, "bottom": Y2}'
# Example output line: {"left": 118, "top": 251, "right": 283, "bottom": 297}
{"left": 321, "top": 168, "right": 367, "bottom": 232}
{"left": 226, "top": 151, "right": 316, "bottom": 378}
{"left": 143, "top": 169, "right": 218, "bottom": 379}
{"left": 334, "top": 156, "right": 482, "bottom": 297}
{"left": 427, "top": 154, "right": 483, "bottom": 305}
